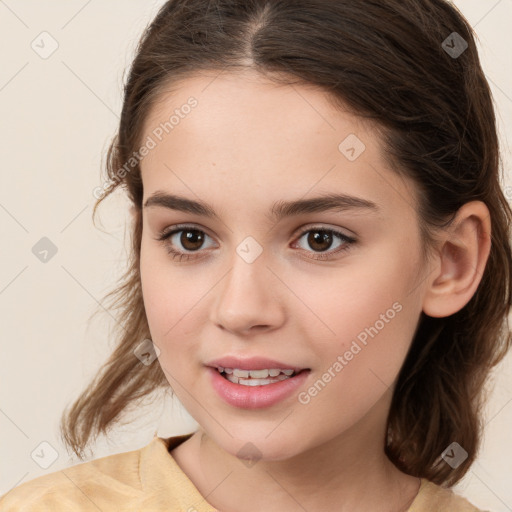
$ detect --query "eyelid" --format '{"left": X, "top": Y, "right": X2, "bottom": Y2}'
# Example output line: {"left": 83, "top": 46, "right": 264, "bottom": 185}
{"left": 157, "top": 223, "right": 215, "bottom": 240}
{"left": 293, "top": 222, "right": 357, "bottom": 239}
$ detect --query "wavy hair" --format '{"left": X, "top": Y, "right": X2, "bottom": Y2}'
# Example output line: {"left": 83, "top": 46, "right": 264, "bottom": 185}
{"left": 59, "top": 0, "right": 512, "bottom": 486}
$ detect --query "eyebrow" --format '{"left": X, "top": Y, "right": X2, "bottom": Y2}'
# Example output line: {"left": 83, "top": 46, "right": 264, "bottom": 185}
{"left": 143, "top": 191, "right": 380, "bottom": 222}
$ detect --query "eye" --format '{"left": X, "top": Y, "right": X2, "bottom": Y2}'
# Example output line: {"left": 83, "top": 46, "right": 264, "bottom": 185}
{"left": 292, "top": 226, "right": 356, "bottom": 260}
{"left": 155, "top": 224, "right": 216, "bottom": 262}
{"left": 155, "top": 224, "right": 356, "bottom": 262}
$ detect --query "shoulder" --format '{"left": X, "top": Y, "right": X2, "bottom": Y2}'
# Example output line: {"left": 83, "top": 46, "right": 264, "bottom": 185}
{"left": 409, "top": 479, "right": 491, "bottom": 512}
{"left": 0, "top": 442, "right": 144, "bottom": 511}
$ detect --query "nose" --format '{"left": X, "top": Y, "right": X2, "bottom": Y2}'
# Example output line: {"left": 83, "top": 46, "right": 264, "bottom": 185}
{"left": 209, "top": 251, "right": 286, "bottom": 336}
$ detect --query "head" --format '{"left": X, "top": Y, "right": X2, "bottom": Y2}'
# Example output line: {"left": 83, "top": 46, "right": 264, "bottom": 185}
{"left": 61, "top": 0, "right": 512, "bottom": 487}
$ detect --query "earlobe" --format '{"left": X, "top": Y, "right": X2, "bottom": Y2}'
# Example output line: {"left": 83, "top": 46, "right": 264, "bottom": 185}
{"left": 422, "top": 201, "right": 491, "bottom": 318}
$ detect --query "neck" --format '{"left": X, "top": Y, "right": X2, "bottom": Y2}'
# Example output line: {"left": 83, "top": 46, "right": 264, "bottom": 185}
{"left": 171, "top": 397, "right": 421, "bottom": 512}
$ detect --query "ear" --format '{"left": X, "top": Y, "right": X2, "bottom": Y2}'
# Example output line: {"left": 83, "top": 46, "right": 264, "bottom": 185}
{"left": 422, "top": 201, "right": 491, "bottom": 318}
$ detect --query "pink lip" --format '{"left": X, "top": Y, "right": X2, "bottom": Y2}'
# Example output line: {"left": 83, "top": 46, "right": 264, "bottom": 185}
{"left": 205, "top": 356, "right": 307, "bottom": 372}
{"left": 207, "top": 367, "right": 311, "bottom": 409}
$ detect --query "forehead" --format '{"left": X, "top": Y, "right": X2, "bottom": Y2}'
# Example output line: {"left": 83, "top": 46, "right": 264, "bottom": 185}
{"left": 139, "top": 70, "right": 418, "bottom": 219}
{"left": 142, "top": 69, "right": 373, "bottom": 149}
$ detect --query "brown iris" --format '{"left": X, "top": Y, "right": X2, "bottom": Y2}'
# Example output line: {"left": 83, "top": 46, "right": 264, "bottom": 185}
{"left": 180, "top": 229, "right": 205, "bottom": 251}
{"left": 307, "top": 230, "right": 333, "bottom": 252}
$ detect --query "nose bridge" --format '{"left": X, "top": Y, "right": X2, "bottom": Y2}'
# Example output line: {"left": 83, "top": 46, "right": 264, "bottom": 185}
{"left": 210, "top": 241, "right": 284, "bottom": 333}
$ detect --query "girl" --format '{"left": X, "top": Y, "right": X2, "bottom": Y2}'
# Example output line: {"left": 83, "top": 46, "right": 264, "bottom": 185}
{"left": 2, "top": 0, "right": 511, "bottom": 510}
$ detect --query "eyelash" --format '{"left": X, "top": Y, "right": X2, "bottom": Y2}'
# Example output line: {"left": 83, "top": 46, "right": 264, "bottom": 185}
{"left": 154, "top": 224, "right": 357, "bottom": 262}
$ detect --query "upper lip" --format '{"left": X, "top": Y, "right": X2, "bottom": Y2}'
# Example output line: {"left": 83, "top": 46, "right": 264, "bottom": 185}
{"left": 206, "top": 356, "right": 308, "bottom": 372}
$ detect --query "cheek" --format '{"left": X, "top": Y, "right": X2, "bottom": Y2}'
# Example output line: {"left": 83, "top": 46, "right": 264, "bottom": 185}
{"left": 139, "top": 242, "right": 211, "bottom": 371}
{"left": 140, "top": 244, "right": 169, "bottom": 334}
{"left": 140, "top": 242, "right": 187, "bottom": 345}
{"left": 292, "top": 272, "right": 419, "bottom": 437}
{"left": 294, "top": 249, "right": 417, "bottom": 337}
{"left": 292, "top": 247, "right": 421, "bottom": 387}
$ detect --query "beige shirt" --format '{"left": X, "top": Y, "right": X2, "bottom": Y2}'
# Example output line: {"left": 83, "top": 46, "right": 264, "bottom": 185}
{"left": 0, "top": 434, "right": 488, "bottom": 511}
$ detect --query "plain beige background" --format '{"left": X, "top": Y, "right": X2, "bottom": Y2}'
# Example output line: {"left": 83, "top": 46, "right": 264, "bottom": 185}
{"left": 1, "top": 0, "right": 511, "bottom": 509}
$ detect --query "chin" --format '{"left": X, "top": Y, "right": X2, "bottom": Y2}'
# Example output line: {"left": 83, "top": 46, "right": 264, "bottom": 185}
{"left": 213, "top": 428, "right": 305, "bottom": 463}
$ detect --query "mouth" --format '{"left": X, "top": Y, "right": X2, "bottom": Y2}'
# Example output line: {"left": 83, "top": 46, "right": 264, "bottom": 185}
{"left": 215, "top": 366, "right": 308, "bottom": 386}
{"left": 207, "top": 363, "right": 311, "bottom": 409}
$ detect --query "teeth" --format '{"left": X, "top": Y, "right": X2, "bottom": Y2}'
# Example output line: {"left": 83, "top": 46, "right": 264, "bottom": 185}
{"left": 225, "top": 373, "right": 292, "bottom": 386}
{"left": 241, "top": 378, "right": 272, "bottom": 386}
{"left": 221, "top": 367, "right": 297, "bottom": 379}
{"left": 226, "top": 373, "right": 239, "bottom": 384}
{"left": 248, "top": 369, "right": 269, "bottom": 378}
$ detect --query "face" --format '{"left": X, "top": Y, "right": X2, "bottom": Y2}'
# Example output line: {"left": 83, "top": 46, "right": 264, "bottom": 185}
{"left": 139, "top": 70, "right": 430, "bottom": 462}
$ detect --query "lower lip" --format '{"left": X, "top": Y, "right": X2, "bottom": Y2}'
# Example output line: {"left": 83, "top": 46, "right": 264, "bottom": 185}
{"left": 207, "top": 367, "right": 310, "bottom": 409}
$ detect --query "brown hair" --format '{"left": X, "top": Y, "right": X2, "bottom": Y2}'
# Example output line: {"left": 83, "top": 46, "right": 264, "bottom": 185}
{"left": 60, "top": 0, "right": 512, "bottom": 486}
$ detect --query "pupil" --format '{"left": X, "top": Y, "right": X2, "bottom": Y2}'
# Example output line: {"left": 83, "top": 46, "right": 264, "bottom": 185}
{"left": 181, "top": 230, "right": 204, "bottom": 251}
{"left": 308, "top": 231, "right": 332, "bottom": 252}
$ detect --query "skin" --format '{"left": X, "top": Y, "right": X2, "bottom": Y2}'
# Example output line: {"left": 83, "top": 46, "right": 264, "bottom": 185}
{"left": 138, "top": 69, "right": 491, "bottom": 512}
